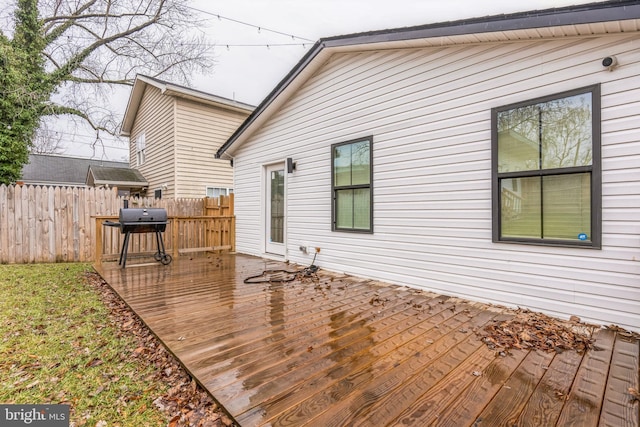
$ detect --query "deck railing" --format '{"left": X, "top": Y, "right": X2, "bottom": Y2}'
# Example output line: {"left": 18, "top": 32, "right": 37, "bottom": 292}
{"left": 94, "top": 214, "right": 235, "bottom": 265}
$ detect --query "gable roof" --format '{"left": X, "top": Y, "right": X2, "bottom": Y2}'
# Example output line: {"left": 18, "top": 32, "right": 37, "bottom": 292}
{"left": 216, "top": 0, "right": 640, "bottom": 158}
{"left": 86, "top": 165, "right": 148, "bottom": 188}
{"left": 121, "top": 74, "right": 255, "bottom": 136}
{"left": 20, "top": 154, "right": 130, "bottom": 186}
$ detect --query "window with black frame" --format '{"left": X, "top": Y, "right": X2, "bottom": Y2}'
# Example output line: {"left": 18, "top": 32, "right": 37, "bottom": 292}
{"left": 332, "top": 137, "right": 373, "bottom": 232}
{"left": 492, "top": 85, "right": 601, "bottom": 247}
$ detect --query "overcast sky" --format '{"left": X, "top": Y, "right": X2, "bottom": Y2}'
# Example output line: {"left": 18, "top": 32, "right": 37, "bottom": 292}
{"left": 189, "top": 0, "right": 596, "bottom": 105}
{"left": 64, "top": 0, "right": 597, "bottom": 160}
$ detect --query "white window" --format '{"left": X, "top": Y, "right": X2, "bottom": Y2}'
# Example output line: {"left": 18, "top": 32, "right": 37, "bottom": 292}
{"left": 206, "top": 187, "right": 233, "bottom": 198}
{"left": 136, "top": 133, "right": 146, "bottom": 166}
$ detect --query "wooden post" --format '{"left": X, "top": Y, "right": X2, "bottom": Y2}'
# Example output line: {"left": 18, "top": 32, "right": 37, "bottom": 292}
{"left": 172, "top": 218, "right": 179, "bottom": 258}
{"left": 229, "top": 194, "right": 235, "bottom": 252}
{"left": 95, "top": 217, "right": 103, "bottom": 266}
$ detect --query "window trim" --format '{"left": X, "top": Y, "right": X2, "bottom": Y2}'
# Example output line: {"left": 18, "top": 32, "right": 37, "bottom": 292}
{"left": 206, "top": 187, "right": 233, "bottom": 198}
{"left": 491, "top": 84, "right": 601, "bottom": 249}
{"left": 136, "top": 132, "right": 146, "bottom": 166}
{"left": 331, "top": 136, "right": 374, "bottom": 233}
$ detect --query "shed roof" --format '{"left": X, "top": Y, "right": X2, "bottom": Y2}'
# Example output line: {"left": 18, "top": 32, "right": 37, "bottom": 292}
{"left": 20, "top": 154, "right": 130, "bottom": 186}
{"left": 215, "top": 0, "right": 640, "bottom": 158}
{"left": 86, "top": 165, "right": 148, "bottom": 188}
{"left": 121, "top": 74, "right": 255, "bottom": 136}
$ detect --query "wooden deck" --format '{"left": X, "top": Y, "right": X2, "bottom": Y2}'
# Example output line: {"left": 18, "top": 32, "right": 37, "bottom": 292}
{"left": 94, "top": 254, "right": 639, "bottom": 427}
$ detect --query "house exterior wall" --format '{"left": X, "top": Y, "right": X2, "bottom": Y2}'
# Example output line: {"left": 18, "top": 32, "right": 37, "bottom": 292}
{"left": 129, "top": 85, "right": 176, "bottom": 198}
{"left": 174, "top": 98, "right": 248, "bottom": 198}
{"left": 232, "top": 33, "right": 640, "bottom": 330}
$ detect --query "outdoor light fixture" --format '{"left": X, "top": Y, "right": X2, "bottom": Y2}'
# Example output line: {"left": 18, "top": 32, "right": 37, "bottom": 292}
{"left": 286, "top": 157, "right": 296, "bottom": 174}
{"left": 602, "top": 56, "right": 618, "bottom": 71}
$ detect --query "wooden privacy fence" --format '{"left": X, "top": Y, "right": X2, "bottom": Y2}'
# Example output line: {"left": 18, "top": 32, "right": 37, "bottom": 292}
{"left": 0, "top": 184, "right": 234, "bottom": 264}
{"left": 94, "top": 208, "right": 235, "bottom": 264}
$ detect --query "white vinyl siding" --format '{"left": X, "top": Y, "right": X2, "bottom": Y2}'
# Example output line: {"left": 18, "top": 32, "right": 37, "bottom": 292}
{"left": 232, "top": 33, "right": 640, "bottom": 330}
{"left": 174, "top": 99, "right": 248, "bottom": 198}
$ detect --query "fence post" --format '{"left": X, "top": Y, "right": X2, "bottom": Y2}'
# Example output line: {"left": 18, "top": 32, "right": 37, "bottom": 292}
{"left": 172, "top": 218, "right": 179, "bottom": 258}
{"left": 229, "top": 194, "right": 235, "bottom": 252}
{"left": 95, "top": 218, "right": 103, "bottom": 266}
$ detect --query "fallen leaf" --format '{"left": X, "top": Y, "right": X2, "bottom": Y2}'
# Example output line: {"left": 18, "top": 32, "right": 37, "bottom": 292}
{"left": 89, "top": 385, "right": 105, "bottom": 397}
{"left": 25, "top": 380, "right": 40, "bottom": 389}
{"left": 86, "top": 358, "right": 103, "bottom": 367}
{"left": 168, "top": 415, "right": 180, "bottom": 427}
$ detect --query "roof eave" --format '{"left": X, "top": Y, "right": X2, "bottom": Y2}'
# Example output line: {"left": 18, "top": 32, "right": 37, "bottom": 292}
{"left": 121, "top": 75, "right": 255, "bottom": 137}
{"left": 120, "top": 76, "right": 153, "bottom": 136}
{"left": 162, "top": 87, "right": 255, "bottom": 113}
{"left": 215, "top": 41, "right": 327, "bottom": 158}
{"left": 215, "top": 0, "right": 640, "bottom": 158}
{"left": 320, "top": 0, "right": 640, "bottom": 47}
{"left": 92, "top": 180, "right": 149, "bottom": 187}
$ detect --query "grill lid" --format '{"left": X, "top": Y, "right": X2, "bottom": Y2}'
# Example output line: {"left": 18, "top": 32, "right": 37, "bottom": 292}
{"left": 119, "top": 208, "right": 168, "bottom": 224}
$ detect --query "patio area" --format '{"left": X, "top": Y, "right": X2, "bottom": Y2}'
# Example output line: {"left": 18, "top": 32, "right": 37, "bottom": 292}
{"left": 94, "top": 253, "right": 639, "bottom": 427}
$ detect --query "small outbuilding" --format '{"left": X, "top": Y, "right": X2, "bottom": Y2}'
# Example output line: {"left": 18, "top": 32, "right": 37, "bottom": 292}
{"left": 20, "top": 154, "right": 147, "bottom": 196}
{"left": 216, "top": 1, "right": 640, "bottom": 330}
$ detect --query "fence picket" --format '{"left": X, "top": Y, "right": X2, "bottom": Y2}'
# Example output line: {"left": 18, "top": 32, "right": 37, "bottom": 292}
{"left": 0, "top": 184, "right": 233, "bottom": 264}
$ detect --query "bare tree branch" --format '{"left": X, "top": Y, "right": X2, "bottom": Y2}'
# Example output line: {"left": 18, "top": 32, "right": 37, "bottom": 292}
{"left": 3, "top": 0, "right": 215, "bottom": 163}
{"left": 30, "top": 120, "right": 65, "bottom": 154}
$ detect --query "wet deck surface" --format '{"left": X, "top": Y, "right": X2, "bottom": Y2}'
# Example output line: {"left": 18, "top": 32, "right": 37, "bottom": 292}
{"left": 94, "top": 254, "right": 639, "bottom": 427}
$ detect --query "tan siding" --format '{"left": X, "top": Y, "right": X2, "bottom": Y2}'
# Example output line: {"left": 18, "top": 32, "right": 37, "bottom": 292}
{"left": 173, "top": 98, "right": 248, "bottom": 198}
{"left": 234, "top": 33, "right": 640, "bottom": 330}
{"left": 130, "top": 85, "right": 176, "bottom": 198}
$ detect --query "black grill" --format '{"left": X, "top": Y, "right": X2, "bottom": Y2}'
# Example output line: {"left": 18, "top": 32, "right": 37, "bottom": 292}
{"left": 104, "top": 208, "right": 171, "bottom": 268}
{"left": 119, "top": 208, "right": 168, "bottom": 233}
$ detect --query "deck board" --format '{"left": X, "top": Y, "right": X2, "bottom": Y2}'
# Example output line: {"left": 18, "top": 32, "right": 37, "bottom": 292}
{"left": 94, "top": 254, "right": 640, "bottom": 427}
{"left": 517, "top": 348, "right": 585, "bottom": 426}
{"left": 599, "top": 333, "right": 640, "bottom": 427}
{"left": 556, "top": 329, "right": 616, "bottom": 427}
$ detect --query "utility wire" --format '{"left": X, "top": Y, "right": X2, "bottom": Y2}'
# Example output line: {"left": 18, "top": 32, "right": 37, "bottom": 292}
{"left": 219, "top": 43, "right": 309, "bottom": 50}
{"left": 189, "top": 7, "right": 316, "bottom": 43}
{"left": 58, "top": 35, "right": 310, "bottom": 49}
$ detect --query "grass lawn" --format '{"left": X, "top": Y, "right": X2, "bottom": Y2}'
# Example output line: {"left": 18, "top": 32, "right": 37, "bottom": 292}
{"left": 0, "top": 263, "right": 232, "bottom": 427}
